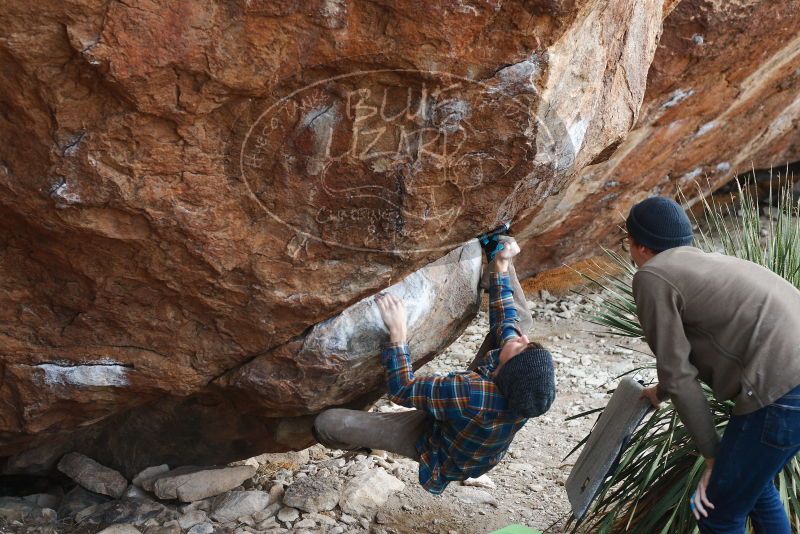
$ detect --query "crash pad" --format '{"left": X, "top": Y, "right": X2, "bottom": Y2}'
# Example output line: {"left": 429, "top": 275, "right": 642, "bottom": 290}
{"left": 565, "top": 376, "right": 652, "bottom": 520}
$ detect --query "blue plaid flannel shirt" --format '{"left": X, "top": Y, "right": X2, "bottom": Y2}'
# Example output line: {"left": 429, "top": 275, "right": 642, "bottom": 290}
{"left": 380, "top": 272, "right": 528, "bottom": 494}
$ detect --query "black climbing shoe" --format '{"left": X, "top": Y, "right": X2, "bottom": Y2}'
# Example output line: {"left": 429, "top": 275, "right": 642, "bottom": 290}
{"left": 311, "top": 423, "right": 325, "bottom": 445}
{"left": 477, "top": 221, "right": 511, "bottom": 262}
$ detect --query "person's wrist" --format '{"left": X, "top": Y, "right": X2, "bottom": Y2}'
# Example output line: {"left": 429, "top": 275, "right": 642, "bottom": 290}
{"left": 493, "top": 257, "right": 510, "bottom": 273}
{"left": 389, "top": 329, "right": 407, "bottom": 344}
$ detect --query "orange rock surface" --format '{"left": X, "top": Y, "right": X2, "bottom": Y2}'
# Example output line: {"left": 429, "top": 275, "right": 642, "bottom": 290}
{"left": 515, "top": 0, "right": 800, "bottom": 275}
{"left": 2, "top": 0, "right": 795, "bottom": 473}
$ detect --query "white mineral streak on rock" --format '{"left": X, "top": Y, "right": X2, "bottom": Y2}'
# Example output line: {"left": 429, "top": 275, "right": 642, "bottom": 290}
{"left": 678, "top": 167, "right": 703, "bottom": 184}
{"left": 726, "top": 32, "right": 800, "bottom": 119}
{"left": 567, "top": 117, "right": 590, "bottom": 157}
{"left": 660, "top": 88, "right": 694, "bottom": 109}
{"left": 716, "top": 162, "right": 732, "bottom": 173}
{"left": 38, "top": 361, "right": 129, "bottom": 387}
{"left": 281, "top": 240, "right": 481, "bottom": 410}
{"left": 734, "top": 91, "right": 800, "bottom": 162}
{"left": 305, "top": 240, "right": 479, "bottom": 359}
{"left": 487, "top": 58, "right": 540, "bottom": 96}
{"left": 521, "top": 127, "right": 653, "bottom": 240}
{"left": 51, "top": 181, "right": 81, "bottom": 205}
{"left": 694, "top": 120, "right": 719, "bottom": 137}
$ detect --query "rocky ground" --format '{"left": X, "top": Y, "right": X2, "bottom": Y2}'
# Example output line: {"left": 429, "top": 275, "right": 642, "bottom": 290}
{"left": 0, "top": 285, "right": 659, "bottom": 534}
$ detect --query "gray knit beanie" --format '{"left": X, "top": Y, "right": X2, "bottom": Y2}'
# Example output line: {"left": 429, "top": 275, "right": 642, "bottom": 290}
{"left": 625, "top": 196, "right": 693, "bottom": 251}
{"left": 495, "top": 346, "right": 556, "bottom": 418}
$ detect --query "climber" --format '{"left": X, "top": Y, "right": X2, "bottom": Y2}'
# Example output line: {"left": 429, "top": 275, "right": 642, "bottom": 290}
{"left": 627, "top": 196, "right": 800, "bottom": 534}
{"left": 313, "top": 229, "right": 556, "bottom": 494}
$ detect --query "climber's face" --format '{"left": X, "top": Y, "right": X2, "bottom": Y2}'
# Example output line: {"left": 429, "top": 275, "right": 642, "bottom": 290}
{"left": 492, "top": 334, "right": 530, "bottom": 377}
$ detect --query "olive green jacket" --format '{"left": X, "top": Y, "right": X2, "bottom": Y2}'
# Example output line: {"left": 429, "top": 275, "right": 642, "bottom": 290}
{"left": 632, "top": 246, "right": 800, "bottom": 458}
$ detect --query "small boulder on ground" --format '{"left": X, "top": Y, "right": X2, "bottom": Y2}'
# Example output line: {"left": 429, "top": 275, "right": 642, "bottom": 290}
{"left": 97, "top": 524, "right": 141, "bottom": 534}
{"left": 0, "top": 497, "right": 55, "bottom": 523}
{"left": 453, "top": 486, "right": 498, "bottom": 507}
{"left": 294, "top": 517, "right": 316, "bottom": 528}
{"left": 304, "top": 512, "right": 336, "bottom": 526}
{"left": 22, "top": 493, "right": 61, "bottom": 510}
{"left": 132, "top": 465, "right": 170, "bottom": 488}
{"left": 177, "top": 509, "right": 208, "bottom": 530}
{"left": 282, "top": 476, "right": 341, "bottom": 512}
{"left": 145, "top": 524, "right": 181, "bottom": 534}
{"left": 123, "top": 485, "right": 150, "bottom": 500}
{"left": 58, "top": 485, "right": 111, "bottom": 518}
{"left": 149, "top": 465, "right": 256, "bottom": 502}
{"left": 339, "top": 468, "right": 405, "bottom": 518}
{"left": 75, "top": 498, "right": 175, "bottom": 526}
{"left": 58, "top": 452, "right": 128, "bottom": 498}
{"left": 463, "top": 474, "right": 496, "bottom": 489}
{"left": 187, "top": 523, "right": 214, "bottom": 534}
{"left": 277, "top": 506, "right": 299, "bottom": 523}
{"left": 209, "top": 490, "right": 270, "bottom": 523}
{"left": 267, "top": 482, "right": 284, "bottom": 504}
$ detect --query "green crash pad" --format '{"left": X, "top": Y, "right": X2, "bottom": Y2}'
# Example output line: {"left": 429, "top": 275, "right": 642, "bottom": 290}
{"left": 489, "top": 525, "right": 541, "bottom": 534}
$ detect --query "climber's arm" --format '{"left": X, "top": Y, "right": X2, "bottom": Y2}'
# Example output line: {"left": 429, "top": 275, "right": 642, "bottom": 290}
{"left": 380, "top": 342, "right": 471, "bottom": 420}
{"left": 375, "top": 293, "right": 471, "bottom": 420}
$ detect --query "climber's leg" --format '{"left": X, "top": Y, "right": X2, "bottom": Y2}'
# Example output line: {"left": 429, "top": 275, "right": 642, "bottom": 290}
{"left": 313, "top": 408, "right": 430, "bottom": 460}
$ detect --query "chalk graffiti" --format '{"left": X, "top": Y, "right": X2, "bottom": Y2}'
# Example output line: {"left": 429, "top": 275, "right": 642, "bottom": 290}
{"left": 239, "top": 69, "right": 569, "bottom": 253}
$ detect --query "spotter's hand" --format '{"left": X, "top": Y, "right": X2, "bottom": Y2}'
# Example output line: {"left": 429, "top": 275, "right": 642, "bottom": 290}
{"left": 640, "top": 385, "right": 663, "bottom": 409}
{"left": 691, "top": 460, "right": 716, "bottom": 520}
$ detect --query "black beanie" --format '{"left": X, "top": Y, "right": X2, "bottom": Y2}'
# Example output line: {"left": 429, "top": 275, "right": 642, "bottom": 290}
{"left": 625, "top": 196, "right": 693, "bottom": 251}
{"left": 495, "top": 346, "right": 556, "bottom": 418}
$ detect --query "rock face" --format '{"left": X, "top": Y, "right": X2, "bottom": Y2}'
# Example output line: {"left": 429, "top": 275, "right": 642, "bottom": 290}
{"left": 6, "top": 0, "right": 793, "bottom": 473}
{"left": 515, "top": 0, "right": 800, "bottom": 275}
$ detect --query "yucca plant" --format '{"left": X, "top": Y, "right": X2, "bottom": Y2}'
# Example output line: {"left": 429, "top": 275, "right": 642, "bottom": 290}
{"left": 568, "top": 176, "right": 800, "bottom": 533}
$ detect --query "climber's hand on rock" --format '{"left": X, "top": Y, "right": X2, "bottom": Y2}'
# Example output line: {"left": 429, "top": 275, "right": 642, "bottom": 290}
{"left": 493, "top": 236, "right": 521, "bottom": 273}
{"left": 497, "top": 236, "right": 521, "bottom": 259}
{"left": 376, "top": 293, "right": 407, "bottom": 344}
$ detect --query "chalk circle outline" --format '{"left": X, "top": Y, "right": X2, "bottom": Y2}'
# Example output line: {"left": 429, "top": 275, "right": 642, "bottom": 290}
{"left": 239, "top": 68, "right": 571, "bottom": 254}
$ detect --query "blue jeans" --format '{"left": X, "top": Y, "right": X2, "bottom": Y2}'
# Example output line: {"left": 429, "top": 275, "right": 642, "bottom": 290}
{"left": 699, "top": 384, "right": 800, "bottom": 533}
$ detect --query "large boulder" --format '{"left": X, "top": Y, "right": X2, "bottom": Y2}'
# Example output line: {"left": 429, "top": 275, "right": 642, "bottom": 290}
{"left": 3, "top": 241, "right": 483, "bottom": 475}
{"left": 0, "top": 0, "right": 715, "bottom": 474}
{"left": 515, "top": 0, "right": 800, "bottom": 275}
